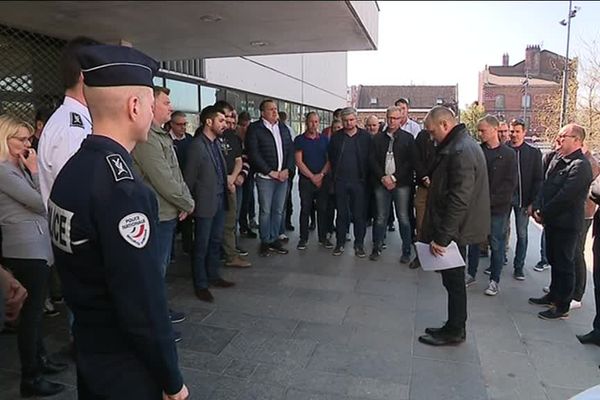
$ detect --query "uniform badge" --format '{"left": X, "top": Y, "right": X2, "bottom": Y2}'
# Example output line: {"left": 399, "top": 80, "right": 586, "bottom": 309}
{"left": 118, "top": 213, "right": 150, "bottom": 248}
{"left": 48, "top": 199, "right": 74, "bottom": 254}
{"left": 70, "top": 112, "right": 84, "bottom": 128}
{"left": 106, "top": 154, "right": 134, "bottom": 182}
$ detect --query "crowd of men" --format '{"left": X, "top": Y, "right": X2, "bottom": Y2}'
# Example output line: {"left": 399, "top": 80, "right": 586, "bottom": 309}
{"left": 3, "top": 38, "right": 600, "bottom": 399}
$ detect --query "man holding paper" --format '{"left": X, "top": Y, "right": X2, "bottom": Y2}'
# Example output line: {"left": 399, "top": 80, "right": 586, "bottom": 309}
{"left": 418, "top": 106, "right": 490, "bottom": 346}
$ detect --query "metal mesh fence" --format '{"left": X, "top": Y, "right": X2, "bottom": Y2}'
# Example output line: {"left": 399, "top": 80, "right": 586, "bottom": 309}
{"left": 0, "top": 25, "right": 65, "bottom": 122}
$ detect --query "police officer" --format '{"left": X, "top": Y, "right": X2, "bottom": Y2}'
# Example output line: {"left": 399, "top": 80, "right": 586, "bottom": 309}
{"left": 48, "top": 45, "right": 188, "bottom": 399}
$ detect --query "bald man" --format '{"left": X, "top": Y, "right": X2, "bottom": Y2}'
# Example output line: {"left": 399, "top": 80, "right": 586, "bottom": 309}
{"left": 418, "top": 106, "right": 490, "bottom": 346}
{"left": 365, "top": 115, "right": 380, "bottom": 135}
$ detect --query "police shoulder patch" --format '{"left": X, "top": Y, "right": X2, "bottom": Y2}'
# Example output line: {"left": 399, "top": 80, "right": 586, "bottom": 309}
{"left": 118, "top": 213, "right": 150, "bottom": 248}
{"left": 106, "top": 154, "right": 134, "bottom": 182}
{"left": 70, "top": 112, "right": 84, "bottom": 128}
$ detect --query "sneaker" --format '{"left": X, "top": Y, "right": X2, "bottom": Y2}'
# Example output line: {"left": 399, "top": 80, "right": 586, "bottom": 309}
{"left": 286, "top": 223, "right": 295, "bottom": 232}
{"left": 409, "top": 258, "right": 421, "bottom": 269}
{"left": 513, "top": 269, "right": 525, "bottom": 281}
{"left": 259, "top": 242, "right": 271, "bottom": 257}
{"left": 241, "top": 229, "right": 258, "bottom": 239}
{"left": 269, "top": 240, "right": 289, "bottom": 254}
{"left": 528, "top": 294, "right": 554, "bottom": 307}
{"left": 538, "top": 308, "right": 569, "bottom": 320}
{"left": 173, "top": 330, "right": 182, "bottom": 343}
{"left": 369, "top": 248, "right": 381, "bottom": 261}
{"left": 400, "top": 254, "right": 411, "bottom": 264}
{"left": 465, "top": 274, "right": 477, "bottom": 287}
{"left": 543, "top": 286, "right": 550, "bottom": 294}
{"left": 225, "top": 256, "right": 252, "bottom": 268}
{"left": 43, "top": 298, "right": 60, "bottom": 317}
{"left": 381, "top": 242, "right": 387, "bottom": 250}
{"left": 297, "top": 240, "right": 307, "bottom": 250}
{"left": 249, "top": 219, "right": 259, "bottom": 229}
{"left": 236, "top": 247, "right": 249, "bottom": 256}
{"left": 484, "top": 280, "right": 499, "bottom": 296}
{"left": 533, "top": 261, "right": 550, "bottom": 272}
{"left": 319, "top": 239, "right": 334, "bottom": 249}
{"left": 169, "top": 309, "right": 186, "bottom": 324}
{"left": 483, "top": 268, "right": 491, "bottom": 276}
{"left": 570, "top": 300, "right": 582, "bottom": 310}
{"left": 278, "top": 234, "right": 289, "bottom": 243}
{"left": 345, "top": 233, "right": 351, "bottom": 242}
{"left": 333, "top": 245, "right": 344, "bottom": 256}
{"left": 388, "top": 224, "right": 395, "bottom": 232}
{"left": 355, "top": 247, "right": 366, "bottom": 258}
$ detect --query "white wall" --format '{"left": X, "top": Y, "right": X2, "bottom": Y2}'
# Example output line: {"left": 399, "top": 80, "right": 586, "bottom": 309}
{"left": 204, "top": 52, "right": 348, "bottom": 110}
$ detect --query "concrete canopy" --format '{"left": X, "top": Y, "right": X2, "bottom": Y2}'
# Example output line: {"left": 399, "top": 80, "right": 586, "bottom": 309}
{"left": 0, "top": 1, "right": 378, "bottom": 60}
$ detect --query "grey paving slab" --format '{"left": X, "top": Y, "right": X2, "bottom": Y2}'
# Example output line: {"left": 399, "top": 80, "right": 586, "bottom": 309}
{"left": 209, "top": 376, "right": 286, "bottom": 400}
{"left": 178, "top": 348, "right": 233, "bottom": 374}
{"left": 180, "top": 367, "right": 220, "bottom": 398}
{"left": 526, "top": 339, "right": 600, "bottom": 389}
{"left": 284, "top": 388, "right": 371, "bottom": 400}
{"left": 223, "top": 359, "right": 258, "bottom": 379}
{"left": 291, "top": 321, "right": 356, "bottom": 345}
{"left": 413, "top": 328, "right": 481, "bottom": 365}
{"left": 511, "top": 311, "right": 581, "bottom": 345}
{"left": 410, "top": 357, "right": 488, "bottom": 400}
{"left": 343, "top": 303, "right": 414, "bottom": 332}
{"left": 546, "top": 385, "right": 588, "bottom": 400}
{"left": 179, "top": 323, "right": 239, "bottom": 355}
{"left": 275, "top": 298, "right": 349, "bottom": 325}
{"left": 307, "top": 342, "right": 411, "bottom": 383}
{"left": 280, "top": 272, "right": 358, "bottom": 293}
{"left": 354, "top": 278, "right": 418, "bottom": 300}
{"left": 289, "top": 287, "right": 342, "bottom": 303}
{"left": 201, "top": 309, "right": 299, "bottom": 336}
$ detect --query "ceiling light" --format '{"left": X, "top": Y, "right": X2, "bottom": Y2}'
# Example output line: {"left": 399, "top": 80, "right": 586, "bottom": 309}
{"left": 199, "top": 15, "right": 222, "bottom": 23}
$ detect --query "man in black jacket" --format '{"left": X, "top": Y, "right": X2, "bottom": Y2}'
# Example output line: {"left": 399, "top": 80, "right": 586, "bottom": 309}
{"left": 509, "top": 118, "right": 543, "bottom": 280}
{"left": 466, "top": 115, "right": 517, "bottom": 296}
{"left": 245, "top": 99, "right": 295, "bottom": 257}
{"left": 530, "top": 124, "right": 593, "bottom": 319}
{"left": 328, "top": 107, "right": 371, "bottom": 257}
{"left": 418, "top": 106, "right": 490, "bottom": 346}
{"left": 369, "top": 106, "right": 416, "bottom": 263}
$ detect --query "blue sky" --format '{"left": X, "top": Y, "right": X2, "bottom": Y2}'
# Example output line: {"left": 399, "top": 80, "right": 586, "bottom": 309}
{"left": 347, "top": 1, "right": 600, "bottom": 108}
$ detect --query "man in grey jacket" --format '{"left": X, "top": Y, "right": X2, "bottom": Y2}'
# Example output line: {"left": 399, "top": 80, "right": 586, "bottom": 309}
{"left": 132, "top": 86, "right": 194, "bottom": 330}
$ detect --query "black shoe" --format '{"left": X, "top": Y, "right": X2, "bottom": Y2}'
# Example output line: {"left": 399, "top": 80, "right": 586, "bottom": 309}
{"left": 210, "top": 279, "right": 235, "bottom": 288}
{"left": 259, "top": 243, "right": 271, "bottom": 257}
{"left": 355, "top": 246, "right": 366, "bottom": 258}
{"left": 538, "top": 308, "right": 569, "bottom": 320}
{"left": 332, "top": 246, "right": 344, "bottom": 256}
{"left": 236, "top": 247, "right": 249, "bottom": 256}
{"left": 424, "top": 325, "right": 447, "bottom": 335}
{"left": 409, "top": 258, "right": 421, "bottom": 269}
{"left": 269, "top": 240, "right": 289, "bottom": 254}
{"left": 38, "top": 356, "right": 68, "bottom": 375}
{"left": 241, "top": 229, "right": 258, "bottom": 239}
{"left": 418, "top": 329, "right": 465, "bottom": 346}
{"left": 297, "top": 240, "right": 307, "bottom": 250}
{"left": 195, "top": 288, "right": 214, "bottom": 303}
{"left": 388, "top": 224, "right": 395, "bottom": 232}
{"left": 528, "top": 295, "right": 554, "bottom": 307}
{"left": 173, "top": 330, "right": 182, "bottom": 343}
{"left": 286, "top": 223, "right": 295, "bottom": 232}
{"left": 20, "top": 377, "right": 65, "bottom": 397}
{"left": 169, "top": 309, "right": 186, "bottom": 324}
{"left": 577, "top": 331, "right": 600, "bottom": 346}
{"left": 319, "top": 239, "right": 334, "bottom": 249}
{"left": 400, "top": 254, "right": 411, "bottom": 264}
{"left": 369, "top": 248, "right": 381, "bottom": 261}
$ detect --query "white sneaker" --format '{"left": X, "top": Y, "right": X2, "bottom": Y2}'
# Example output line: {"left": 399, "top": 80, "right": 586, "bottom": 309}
{"left": 570, "top": 300, "right": 582, "bottom": 310}
{"left": 465, "top": 274, "right": 477, "bottom": 287}
{"left": 278, "top": 234, "right": 288, "bottom": 241}
{"left": 484, "top": 280, "right": 499, "bottom": 296}
{"left": 543, "top": 286, "right": 550, "bottom": 293}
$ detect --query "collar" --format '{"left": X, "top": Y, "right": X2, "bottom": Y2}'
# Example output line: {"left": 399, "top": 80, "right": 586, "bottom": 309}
{"left": 169, "top": 130, "right": 187, "bottom": 141}
{"left": 262, "top": 118, "right": 278, "bottom": 129}
{"left": 150, "top": 123, "right": 169, "bottom": 136}
{"left": 83, "top": 135, "right": 133, "bottom": 163}
{"left": 63, "top": 96, "right": 91, "bottom": 124}
{"left": 560, "top": 148, "right": 583, "bottom": 164}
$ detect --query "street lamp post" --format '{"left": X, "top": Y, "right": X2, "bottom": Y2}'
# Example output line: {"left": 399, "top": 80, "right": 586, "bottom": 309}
{"left": 559, "top": 0, "right": 579, "bottom": 127}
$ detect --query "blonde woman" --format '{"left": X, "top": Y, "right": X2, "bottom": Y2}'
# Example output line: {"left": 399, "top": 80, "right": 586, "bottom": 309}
{"left": 0, "top": 114, "right": 65, "bottom": 397}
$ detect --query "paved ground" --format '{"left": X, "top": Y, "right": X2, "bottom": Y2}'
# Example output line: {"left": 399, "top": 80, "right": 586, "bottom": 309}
{"left": 1, "top": 214, "right": 600, "bottom": 399}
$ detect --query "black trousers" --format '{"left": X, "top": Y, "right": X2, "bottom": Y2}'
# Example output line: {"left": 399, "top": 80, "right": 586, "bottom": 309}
{"left": 284, "top": 170, "right": 295, "bottom": 226}
{"left": 573, "top": 219, "right": 592, "bottom": 301}
{"left": 2, "top": 258, "right": 49, "bottom": 379}
{"left": 298, "top": 176, "right": 330, "bottom": 242}
{"left": 77, "top": 351, "right": 161, "bottom": 399}
{"left": 239, "top": 172, "right": 256, "bottom": 231}
{"left": 440, "top": 245, "right": 467, "bottom": 332}
{"left": 546, "top": 226, "right": 578, "bottom": 313}
{"left": 592, "top": 232, "right": 600, "bottom": 332}
{"left": 334, "top": 180, "right": 366, "bottom": 248}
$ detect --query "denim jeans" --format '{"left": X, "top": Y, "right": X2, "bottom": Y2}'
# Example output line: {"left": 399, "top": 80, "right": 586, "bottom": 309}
{"left": 334, "top": 179, "right": 366, "bottom": 248}
{"left": 156, "top": 218, "right": 177, "bottom": 278}
{"left": 489, "top": 213, "right": 510, "bottom": 283}
{"left": 192, "top": 196, "right": 225, "bottom": 289}
{"left": 512, "top": 205, "right": 530, "bottom": 271}
{"left": 373, "top": 185, "right": 412, "bottom": 256}
{"left": 256, "top": 177, "right": 288, "bottom": 244}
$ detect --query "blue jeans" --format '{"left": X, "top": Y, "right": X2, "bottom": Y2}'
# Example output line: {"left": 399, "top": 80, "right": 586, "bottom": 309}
{"left": 157, "top": 218, "right": 177, "bottom": 278}
{"left": 512, "top": 205, "right": 530, "bottom": 271}
{"left": 467, "top": 244, "right": 480, "bottom": 277}
{"left": 489, "top": 213, "right": 510, "bottom": 283}
{"left": 256, "top": 177, "right": 288, "bottom": 244}
{"left": 192, "top": 196, "right": 225, "bottom": 289}
{"left": 373, "top": 185, "right": 412, "bottom": 256}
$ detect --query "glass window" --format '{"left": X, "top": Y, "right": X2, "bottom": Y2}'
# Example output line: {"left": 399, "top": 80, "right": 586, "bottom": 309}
{"left": 185, "top": 113, "right": 201, "bottom": 136}
{"left": 166, "top": 79, "right": 199, "bottom": 112}
{"left": 246, "top": 93, "right": 263, "bottom": 120}
{"left": 153, "top": 76, "right": 164, "bottom": 87}
{"left": 226, "top": 90, "right": 246, "bottom": 113}
{"left": 200, "top": 85, "right": 216, "bottom": 109}
{"left": 495, "top": 95, "right": 505, "bottom": 111}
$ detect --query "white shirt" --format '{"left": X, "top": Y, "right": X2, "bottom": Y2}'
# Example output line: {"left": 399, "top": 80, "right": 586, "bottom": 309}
{"left": 401, "top": 119, "right": 421, "bottom": 138}
{"left": 38, "top": 96, "right": 92, "bottom": 207}
{"left": 258, "top": 118, "right": 284, "bottom": 179}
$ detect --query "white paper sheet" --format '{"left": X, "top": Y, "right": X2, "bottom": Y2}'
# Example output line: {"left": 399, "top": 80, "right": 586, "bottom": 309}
{"left": 415, "top": 241, "right": 466, "bottom": 271}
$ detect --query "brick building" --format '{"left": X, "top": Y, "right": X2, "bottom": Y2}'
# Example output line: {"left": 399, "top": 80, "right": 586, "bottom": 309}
{"left": 349, "top": 85, "right": 458, "bottom": 127}
{"left": 478, "top": 45, "right": 569, "bottom": 137}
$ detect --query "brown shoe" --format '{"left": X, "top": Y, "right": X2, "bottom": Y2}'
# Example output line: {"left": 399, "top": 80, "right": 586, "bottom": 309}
{"left": 210, "top": 279, "right": 235, "bottom": 288}
{"left": 195, "top": 288, "right": 214, "bottom": 303}
{"left": 225, "top": 256, "right": 252, "bottom": 268}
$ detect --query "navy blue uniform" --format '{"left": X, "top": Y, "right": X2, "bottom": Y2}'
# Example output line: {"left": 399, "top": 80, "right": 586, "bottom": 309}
{"left": 49, "top": 135, "right": 183, "bottom": 399}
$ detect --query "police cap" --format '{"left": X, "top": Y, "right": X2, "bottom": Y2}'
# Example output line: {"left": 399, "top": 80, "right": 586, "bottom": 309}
{"left": 77, "top": 44, "right": 159, "bottom": 88}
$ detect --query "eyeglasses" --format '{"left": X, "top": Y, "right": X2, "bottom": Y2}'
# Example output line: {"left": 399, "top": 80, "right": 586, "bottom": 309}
{"left": 173, "top": 122, "right": 187, "bottom": 126}
{"left": 10, "top": 135, "right": 31, "bottom": 143}
{"left": 498, "top": 129, "right": 509, "bottom": 133}
{"left": 559, "top": 134, "right": 578, "bottom": 139}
